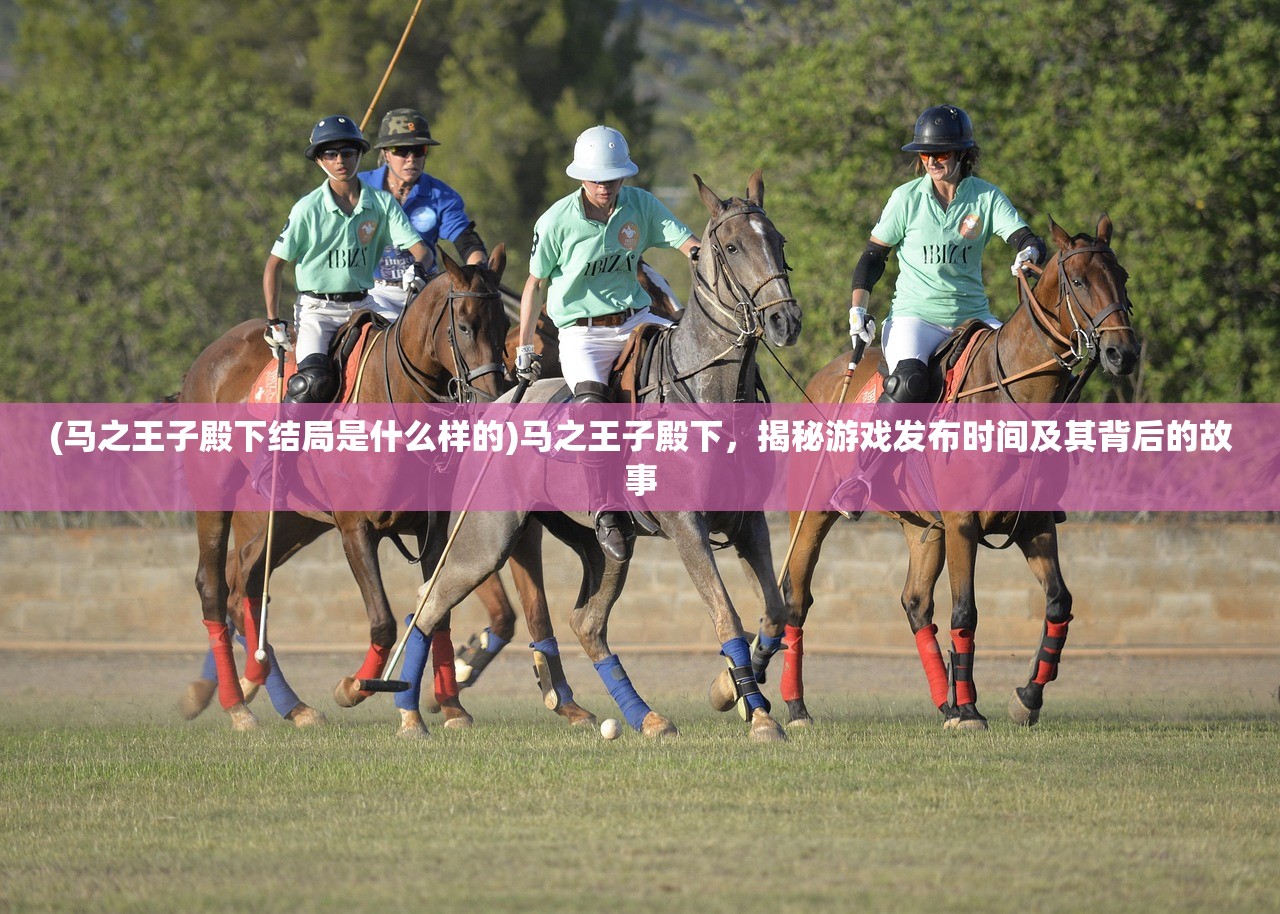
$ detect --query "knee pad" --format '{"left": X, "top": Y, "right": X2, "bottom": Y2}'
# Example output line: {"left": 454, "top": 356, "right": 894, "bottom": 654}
{"left": 571, "top": 380, "right": 613, "bottom": 404}
{"left": 284, "top": 353, "right": 338, "bottom": 404}
{"left": 880, "top": 358, "right": 930, "bottom": 404}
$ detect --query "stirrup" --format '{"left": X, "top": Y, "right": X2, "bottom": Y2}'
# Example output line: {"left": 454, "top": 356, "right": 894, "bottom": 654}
{"left": 830, "top": 476, "right": 870, "bottom": 520}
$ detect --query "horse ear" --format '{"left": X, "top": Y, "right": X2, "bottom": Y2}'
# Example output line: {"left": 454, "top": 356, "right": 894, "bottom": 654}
{"left": 439, "top": 247, "right": 466, "bottom": 283}
{"left": 1096, "top": 213, "right": 1113, "bottom": 246}
{"left": 1047, "top": 214, "right": 1072, "bottom": 251}
{"left": 694, "top": 173, "right": 725, "bottom": 216}
{"left": 746, "top": 169, "right": 764, "bottom": 208}
{"left": 488, "top": 242, "right": 507, "bottom": 281}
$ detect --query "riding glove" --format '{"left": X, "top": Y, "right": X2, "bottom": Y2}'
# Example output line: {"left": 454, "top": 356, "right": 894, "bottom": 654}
{"left": 1010, "top": 246, "right": 1040, "bottom": 276}
{"left": 264, "top": 319, "right": 292, "bottom": 354}
{"left": 848, "top": 306, "right": 876, "bottom": 345}
{"left": 515, "top": 344, "right": 542, "bottom": 383}
{"left": 402, "top": 261, "right": 430, "bottom": 295}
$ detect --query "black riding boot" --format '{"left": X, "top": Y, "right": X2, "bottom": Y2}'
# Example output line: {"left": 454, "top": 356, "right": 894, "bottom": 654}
{"left": 573, "top": 380, "right": 635, "bottom": 562}
{"left": 252, "top": 354, "right": 336, "bottom": 504}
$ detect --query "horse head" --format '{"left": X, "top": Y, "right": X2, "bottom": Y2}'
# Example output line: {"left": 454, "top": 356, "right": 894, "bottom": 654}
{"left": 692, "top": 170, "right": 802, "bottom": 348}
{"left": 415, "top": 245, "right": 511, "bottom": 402}
{"left": 1041, "top": 214, "right": 1140, "bottom": 377}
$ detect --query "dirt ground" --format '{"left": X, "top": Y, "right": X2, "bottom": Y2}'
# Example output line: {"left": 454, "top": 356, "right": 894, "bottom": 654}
{"left": 2, "top": 647, "right": 1276, "bottom": 726}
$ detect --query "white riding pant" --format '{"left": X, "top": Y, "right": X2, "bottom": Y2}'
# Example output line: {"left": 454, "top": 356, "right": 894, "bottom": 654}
{"left": 881, "top": 314, "right": 1001, "bottom": 373}
{"left": 292, "top": 294, "right": 376, "bottom": 364}
{"left": 367, "top": 282, "right": 410, "bottom": 322}
{"left": 557, "top": 307, "right": 672, "bottom": 391}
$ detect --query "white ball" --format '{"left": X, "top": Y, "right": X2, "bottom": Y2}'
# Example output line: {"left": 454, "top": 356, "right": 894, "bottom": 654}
{"left": 600, "top": 718, "right": 622, "bottom": 740}
{"left": 253, "top": 648, "right": 267, "bottom": 663}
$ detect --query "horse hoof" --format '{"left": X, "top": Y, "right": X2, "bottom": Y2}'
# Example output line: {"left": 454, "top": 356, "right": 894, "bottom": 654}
{"left": 239, "top": 678, "right": 261, "bottom": 705}
{"left": 397, "top": 711, "right": 430, "bottom": 740}
{"left": 941, "top": 703, "right": 989, "bottom": 731}
{"left": 286, "top": 704, "right": 327, "bottom": 729}
{"left": 641, "top": 711, "right": 679, "bottom": 738}
{"left": 557, "top": 701, "right": 598, "bottom": 728}
{"left": 749, "top": 709, "right": 788, "bottom": 743}
{"left": 333, "top": 676, "right": 367, "bottom": 708}
{"left": 708, "top": 670, "right": 736, "bottom": 713}
{"left": 784, "top": 698, "right": 813, "bottom": 728}
{"left": 1008, "top": 691, "right": 1041, "bottom": 727}
{"left": 442, "top": 713, "right": 474, "bottom": 730}
{"left": 786, "top": 715, "right": 813, "bottom": 729}
{"left": 227, "top": 702, "right": 258, "bottom": 731}
{"left": 177, "top": 679, "right": 216, "bottom": 720}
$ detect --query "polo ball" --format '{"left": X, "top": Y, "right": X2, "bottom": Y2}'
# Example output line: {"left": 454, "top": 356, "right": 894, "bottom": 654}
{"left": 600, "top": 718, "right": 622, "bottom": 740}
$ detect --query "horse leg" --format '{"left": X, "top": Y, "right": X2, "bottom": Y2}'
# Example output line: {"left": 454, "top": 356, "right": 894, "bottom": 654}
{"left": 330, "top": 520, "right": 399, "bottom": 709}
{"left": 1009, "top": 520, "right": 1073, "bottom": 726}
{"left": 652, "top": 513, "right": 782, "bottom": 743}
{"left": 538, "top": 513, "right": 674, "bottom": 739}
{"left": 773, "top": 508, "right": 841, "bottom": 727}
{"left": 942, "top": 519, "right": 988, "bottom": 731}
{"left": 509, "top": 521, "right": 595, "bottom": 726}
{"left": 191, "top": 510, "right": 255, "bottom": 731}
{"left": 452, "top": 573, "right": 516, "bottom": 689}
{"left": 898, "top": 524, "right": 950, "bottom": 722}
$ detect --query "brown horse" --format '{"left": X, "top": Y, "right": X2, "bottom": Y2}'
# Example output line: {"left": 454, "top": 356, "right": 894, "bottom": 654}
{"left": 179, "top": 247, "right": 594, "bottom": 733}
{"left": 760, "top": 215, "right": 1139, "bottom": 730}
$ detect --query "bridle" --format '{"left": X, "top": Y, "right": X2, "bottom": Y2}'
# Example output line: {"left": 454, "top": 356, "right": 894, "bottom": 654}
{"left": 382, "top": 281, "right": 507, "bottom": 404}
{"left": 959, "top": 242, "right": 1133, "bottom": 405}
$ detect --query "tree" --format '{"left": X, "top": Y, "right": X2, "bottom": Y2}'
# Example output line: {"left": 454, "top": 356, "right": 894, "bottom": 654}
{"left": 688, "top": 0, "right": 1280, "bottom": 402}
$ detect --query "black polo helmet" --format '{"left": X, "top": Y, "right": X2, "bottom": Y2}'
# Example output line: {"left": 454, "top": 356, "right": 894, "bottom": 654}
{"left": 304, "top": 115, "right": 370, "bottom": 160}
{"left": 901, "top": 105, "right": 975, "bottom": 153}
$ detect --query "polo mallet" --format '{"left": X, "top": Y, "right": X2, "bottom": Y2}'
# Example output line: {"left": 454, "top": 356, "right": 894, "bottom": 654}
{"left": 776, "top": 337, "right": 866, "bottom": 590}
{"left": 255, "top": 343, "right": 289, "bottom": 663}
{"left": 358, "top": 375, "right": 532, "bottom": 692}
{"left": 359, "top": 0, "right": 425, "bottom": 133}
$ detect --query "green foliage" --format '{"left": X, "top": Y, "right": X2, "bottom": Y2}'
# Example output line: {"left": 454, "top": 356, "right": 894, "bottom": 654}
{"left": 0, "top": 0, "right": 646, "bottom": 401}
{"left": 689, "top": 0, "right": 1280, "bottom": 402}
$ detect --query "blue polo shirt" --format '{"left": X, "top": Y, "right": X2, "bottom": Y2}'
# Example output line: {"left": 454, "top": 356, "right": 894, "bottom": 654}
{"left": 358, "top": 165, "right": 475, "bottom": 282}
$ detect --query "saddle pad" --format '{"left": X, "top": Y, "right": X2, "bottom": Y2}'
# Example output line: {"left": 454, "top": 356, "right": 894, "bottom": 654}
{"left": 941, "top": 332, "right": 985, "bottom": 403}
{"left": 248, "top": 323, "right": 378, "bottom": 406}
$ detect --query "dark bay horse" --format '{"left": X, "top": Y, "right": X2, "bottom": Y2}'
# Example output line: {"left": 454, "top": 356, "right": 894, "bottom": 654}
{"left": 382, "top": 170, "right": 803, "bottom": 741}
{"left": 760, "top": 216, "right": 1139, "bottom": 730}
{"left": 179, "top": 248, "right": 595, "bottom": 733}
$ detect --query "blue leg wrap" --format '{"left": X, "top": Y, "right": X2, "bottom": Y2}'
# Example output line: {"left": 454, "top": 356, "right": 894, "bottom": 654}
{"left": 200, "top": 647, "right": 217, "bottom": 682}
{"left": 592, "top": 654, "right": 651, "bottom": 731}
{"left": 722, "top": 636, "right": 767, "bottom": 712}
{"left": 756, "top": 631, "right": 782, "bottom": 653}
{"left": 233, "top": 633, "right": 302, "bottom": 717}
{"left": 482, "top": 627, "right": 510, "bottom": 655}
{"left": 530, "top": 638, "right": 575, "bottom": 705}
{"left": 394, "top": 614, "right": 430, "bottom": 711}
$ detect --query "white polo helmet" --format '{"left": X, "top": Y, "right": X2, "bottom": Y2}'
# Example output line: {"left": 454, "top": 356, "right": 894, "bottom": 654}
{"left": 565, "top": 125, "right": 638, "bottom": 182}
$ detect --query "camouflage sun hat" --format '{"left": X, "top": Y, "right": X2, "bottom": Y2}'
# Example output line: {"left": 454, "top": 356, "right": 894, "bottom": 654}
{"left": 373, "top": 108, "right": 442, "bottom": 149}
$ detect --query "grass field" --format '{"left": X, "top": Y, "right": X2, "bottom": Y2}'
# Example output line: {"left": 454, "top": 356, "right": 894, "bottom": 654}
{"left": 1, "top": 650, "right": 1277, "bottom": 913}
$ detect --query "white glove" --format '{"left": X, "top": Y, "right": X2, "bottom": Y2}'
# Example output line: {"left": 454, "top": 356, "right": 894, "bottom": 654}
{"left": 848, "top": 306, "right": 876, "bottom": 345}
{"left": 514, "top": 344, "right": 542, "bottom": 383}
{"left": 264, "top": 319, "right": 292, "bottom": 354}
{"left": 1011, "top": 246, "right": 1038, "bottom": 276}
{"left": 401, "top": 261, "right": 429, "bottom": 295}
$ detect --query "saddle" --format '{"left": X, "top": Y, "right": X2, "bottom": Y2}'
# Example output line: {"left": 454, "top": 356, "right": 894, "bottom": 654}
{"left": 858, "top": 319, "right": 990, "bottom": 405}
{"left": 248, "top": 310, "right": 390, "bottom": 405}
{"left": 610, "top": 321, "right": 669, "bottom": 404}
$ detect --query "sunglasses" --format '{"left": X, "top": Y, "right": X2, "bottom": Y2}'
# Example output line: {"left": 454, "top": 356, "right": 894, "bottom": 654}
{"left": 318, "top": 147, "right": 360, "bottom": 161}
{"left": 387, "top": 146, "right": 427, "bottom": 158}
{"left": 918, "top": 150, "right": 955, "bottom": 163}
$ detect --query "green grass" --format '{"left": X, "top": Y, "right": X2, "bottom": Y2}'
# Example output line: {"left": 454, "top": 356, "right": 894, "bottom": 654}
{"left": 2, "top": 685, "right": 1278, "bottom": 914}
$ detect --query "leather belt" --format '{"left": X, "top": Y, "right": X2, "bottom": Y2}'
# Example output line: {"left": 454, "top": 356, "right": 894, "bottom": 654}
{"left": 303, "top": 291, "right": 367, "bottom": 302}
{"left": 574, "top": 307, "right": 642, "bottom": 328}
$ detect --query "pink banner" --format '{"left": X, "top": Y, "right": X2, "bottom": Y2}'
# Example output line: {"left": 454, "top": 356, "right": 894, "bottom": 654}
{"left": 1, "top": 402, "right": 1273, "bottom": 513}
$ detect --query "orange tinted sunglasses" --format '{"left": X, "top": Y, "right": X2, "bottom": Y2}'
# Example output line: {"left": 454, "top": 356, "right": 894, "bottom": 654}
{"left": 918, "top": 150, "right": 954, "bottom": 163}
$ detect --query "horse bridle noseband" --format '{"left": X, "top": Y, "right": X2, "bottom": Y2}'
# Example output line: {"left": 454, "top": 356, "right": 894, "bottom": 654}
{"left": 386, "top": 282, "right": 506, "bottom": 404}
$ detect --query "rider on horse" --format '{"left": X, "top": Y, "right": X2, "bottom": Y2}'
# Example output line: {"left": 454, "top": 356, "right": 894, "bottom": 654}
{"left": 832, "top": 104, "right": 1047, "bottom": 517}
{"left": 263, "top": 114, "right": 431, "bottom": 404}
{"left": 513, "top": 125, "right": 702, "bottom": 561}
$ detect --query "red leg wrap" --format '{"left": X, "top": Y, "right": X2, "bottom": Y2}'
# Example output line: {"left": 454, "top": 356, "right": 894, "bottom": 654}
{"left": 914, "top": 623, "right": 949, "bottom": 708}
{"left": 203, "top": 620, "right": 245, "bottom": 709}
{"left": 951, "top": 628, "right": 976, "bottom": 706}
{"left": 780, "top": 625, "right": 804, "bottom": 702}
{"left": 432, "top": 629, "right": 460, "bottom": 701}
{"left": 1033, "top": 617, "right": 1071, "bottom": 685}
{"left": 355, "top": 643, "right": 391, "bottom": 694}
{"left": 240, "top": 597, "right": 268, "bottom": 685}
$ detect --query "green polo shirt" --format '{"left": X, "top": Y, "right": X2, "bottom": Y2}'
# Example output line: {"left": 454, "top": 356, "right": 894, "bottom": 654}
{"left": 529, "top": 185, "right": 693, "bottom": 328}
{"left": 271, "top": 179, "right": 421, "bottom": 294}
{"left": 871, "top": 175, "right": 1027, "bottom": 325}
